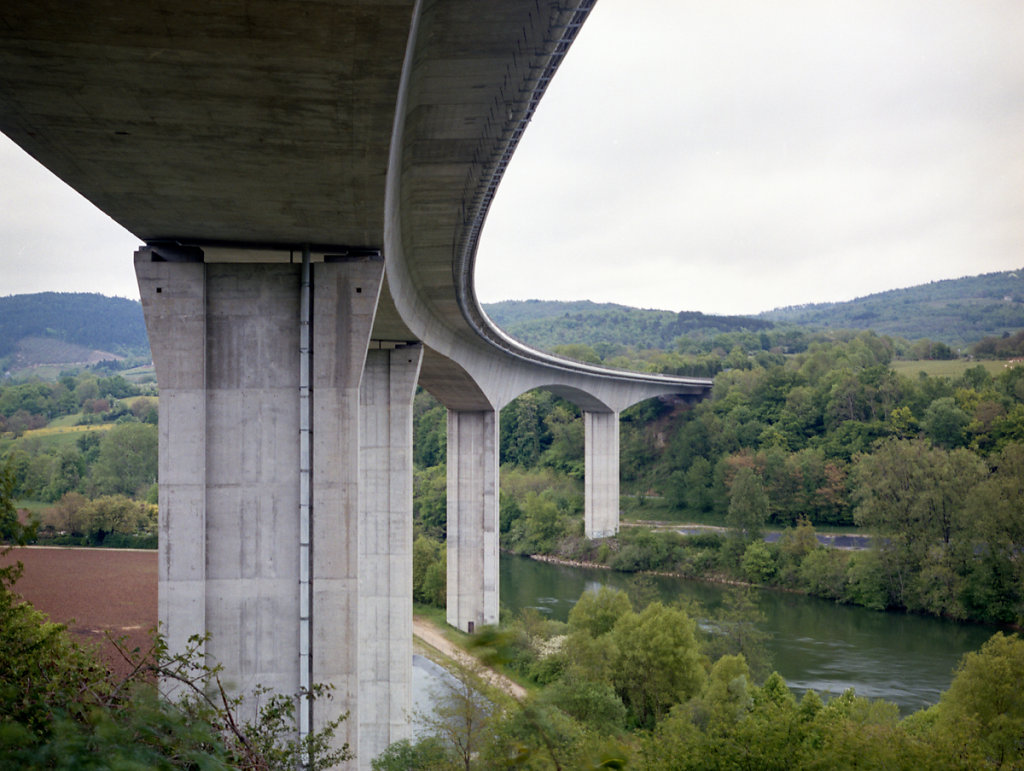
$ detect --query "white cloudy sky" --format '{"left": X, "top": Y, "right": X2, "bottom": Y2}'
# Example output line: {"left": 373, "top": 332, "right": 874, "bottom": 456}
{"left": 477, "top": 0, "right": 1024, "bottom": 314}
{"left": 2, "top": 0, "right": 1023, "bottom": 316}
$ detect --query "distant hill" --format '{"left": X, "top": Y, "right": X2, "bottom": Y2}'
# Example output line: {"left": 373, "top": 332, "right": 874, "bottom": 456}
{"left": 760, "top": 269, "right": 1024, "bottom": 347}
{"left": 485, "top": 270, "right": 1024, "bottom": 351}
{"left": 0, "top": 292, "right": 149, "bottom": 374}
{"left": 4, "top": 268, "right": 1021, "bottom": 378}
{"left": 483, "top": 300, "right": 770, "bottom": 351}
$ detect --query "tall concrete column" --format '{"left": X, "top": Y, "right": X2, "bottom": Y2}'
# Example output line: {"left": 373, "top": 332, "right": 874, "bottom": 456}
{"left": 311, "top": 258, "right": 384, "bottom": 761}
{"left": 136, "top": 253, "right": 207, "bottom": 666}
{"left": 446, "top": 409, "right": 499, "bottom": 632}
{"left": 358, "top": 344, "right": 423, "bottom": 765}
{"left": 585, "top": 410, "right": 620, "bottom": 539}
{"left": 138, "top": 254, "right": 305, "bottom": 703}
{"left": 138, "top": 250, "right": 384, "bottom": 769}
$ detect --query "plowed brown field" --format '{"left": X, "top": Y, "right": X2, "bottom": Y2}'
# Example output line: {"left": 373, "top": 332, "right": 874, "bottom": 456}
{"left": 2, "top": 546, "right": 157, "bottom": 678}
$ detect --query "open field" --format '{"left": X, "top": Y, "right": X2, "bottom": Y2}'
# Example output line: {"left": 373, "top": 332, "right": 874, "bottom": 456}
{"left": 890, "top": 358, "right": 1010, "bottom": 377}
{"left": 2, "top": 546, "right": 157, "bottom": 678}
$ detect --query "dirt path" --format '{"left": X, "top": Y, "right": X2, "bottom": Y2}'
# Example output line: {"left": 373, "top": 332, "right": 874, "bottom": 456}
{"left": 413, "top": 616, "right": 527, "bottom": 700}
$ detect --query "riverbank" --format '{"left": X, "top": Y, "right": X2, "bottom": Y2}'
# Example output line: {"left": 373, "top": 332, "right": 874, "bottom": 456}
{"left": 515, "top": 518, "right": 1024, "bottom": 628}
{"left": 413, "top": 615, "right": 526, "bottom": 700}
{"left": 528, "top": 551, "right": 777, "bottom": 590}
{"left": 622, "top": 519, "right": 874, "bottom": 550}
{"left": 500, "top": 551, "right": 1002, "bottom": 714}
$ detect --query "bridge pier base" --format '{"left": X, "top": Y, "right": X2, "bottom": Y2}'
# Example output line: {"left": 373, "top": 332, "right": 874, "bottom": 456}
{"left": 585, "top": 410, "right": 620, "bottom": 539}
{"left": 445, "top": 409, "right": 499, "bottom": 632}
{"left": 358, "top": 345, "right": 423, "bottom": 762}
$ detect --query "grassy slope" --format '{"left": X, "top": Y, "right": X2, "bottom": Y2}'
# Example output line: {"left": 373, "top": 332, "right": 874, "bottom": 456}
{"left": 889, "top": 359, "right": 1010, "bottom": 377}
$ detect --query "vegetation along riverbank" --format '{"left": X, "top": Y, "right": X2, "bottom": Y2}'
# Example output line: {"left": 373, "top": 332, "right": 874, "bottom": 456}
{"left": 412, "top": 346, "right": 1024, "bottom": 626}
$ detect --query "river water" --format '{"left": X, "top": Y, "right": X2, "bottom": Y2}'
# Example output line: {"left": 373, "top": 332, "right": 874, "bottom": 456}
{"left": 499, "top": 553, "right": 999, "bottom": 713}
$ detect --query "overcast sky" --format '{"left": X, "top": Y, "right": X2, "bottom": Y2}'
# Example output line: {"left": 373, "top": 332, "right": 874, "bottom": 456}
{"left": 477, "top": 0, "right": 1024, "bottom": 315}
{"left": 2, "top": 0, "right": 1022, "bottom": 317}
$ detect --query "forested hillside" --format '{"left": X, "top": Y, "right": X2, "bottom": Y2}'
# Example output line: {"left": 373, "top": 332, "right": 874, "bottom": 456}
{"left": 3, "top": 268, "right": 1019, "bottom": 375}
{"left": 0, "top": 293, "right": 149, "bottom": 373}
{"left": 760, "top": 268, "right": 1024, "bottom": 346}
{"left": 485, "top": 270, "right": 1024, "bottom": 352}
{"left": 484, "top": 299, "right": 770, "bottom": 351}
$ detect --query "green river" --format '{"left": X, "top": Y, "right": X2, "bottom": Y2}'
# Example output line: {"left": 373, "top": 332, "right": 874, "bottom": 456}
{"left": 499, "top": 553, "right": 1000, "bottom": 713}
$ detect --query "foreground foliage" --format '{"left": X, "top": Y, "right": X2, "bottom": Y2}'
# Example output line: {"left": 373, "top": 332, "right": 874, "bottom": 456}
{"left": 0, "top": 570, "right": 349, "bottom": 769}
{"left": 389, "top": 587, "right": 1024, "bottom": 770}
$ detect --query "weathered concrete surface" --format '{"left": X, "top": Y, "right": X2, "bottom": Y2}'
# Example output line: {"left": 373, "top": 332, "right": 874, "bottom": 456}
{"left": 137, "top": 251, "right": 389, "bottom": 765}
{"left": 585, "top": 410, "right": 621, "bottom": 539}
{"left": 359, "top": 345, "right": 423, "bottom": 760}
{"left": 0, "top": 1, "right": 414, "bottom": 250}
{"left": 445, "top": 410, "right": 500, "bottom": 633}
{"left": 138, "top": 255, "right": 304, "bottom": 705}
{"left": 136, "top": 253, "right": 206, "bottom": 669}
{"left": 310, "top": 258, "right": 384, "bottom": 759}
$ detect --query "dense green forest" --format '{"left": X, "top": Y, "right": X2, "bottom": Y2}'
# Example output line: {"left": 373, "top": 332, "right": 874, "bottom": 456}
{"left": 400, "top": 317, "right": 1024, "bottom": 766}
{"left": 412, "top": 324, "right": 1024, "bottom": 626}
{"left": 483, "top": 300, "right": 771, "bottom": 352}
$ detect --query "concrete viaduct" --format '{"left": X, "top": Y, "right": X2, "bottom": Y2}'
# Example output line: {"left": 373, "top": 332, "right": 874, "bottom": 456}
{"left": 1, "top": 1, "right": 712, "bottom": 765}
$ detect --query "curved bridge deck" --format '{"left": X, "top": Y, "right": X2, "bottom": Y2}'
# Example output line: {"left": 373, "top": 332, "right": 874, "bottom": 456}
{"left": 1, "top": 2, "right": 711, "bottom": 767}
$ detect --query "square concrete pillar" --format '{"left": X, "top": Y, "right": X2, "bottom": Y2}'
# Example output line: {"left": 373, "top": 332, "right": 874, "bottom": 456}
{"left": 585, "top": 410, "right": 620, "bottom": 539}
{"left": 137, "top": 249, "right": 385, "bottom": 770}
{"left": 358, "top": 344, "right": 423, "bottom": 764}
{"left": 137, "top": 254, "right": 304, "bottom": 703}
{"left": 136, "top": 253, "right": 207, "bottom": 665}
{"left": 446, "top": 409, "right": 499, "bottom": 632}
{"left": 311, "top": 258, "right": 383, "bottom": 761}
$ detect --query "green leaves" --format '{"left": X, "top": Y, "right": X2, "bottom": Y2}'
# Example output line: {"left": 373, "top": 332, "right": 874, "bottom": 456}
{"left": 0, "top": 572, "right": 350, "bottom": 770}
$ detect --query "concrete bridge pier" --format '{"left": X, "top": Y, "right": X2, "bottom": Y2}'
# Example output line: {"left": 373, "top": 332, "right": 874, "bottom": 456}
{"left": 137, "top": 248, "right": 396, "bottom": 768}
{"left": 138, "top": 255, "right": 309, "bottom": 707}
{"left": 136, "top": 252, "right": 208, "bottom": 672}
{"left": 358, "top": 344, "right": 423, "bottom": 760}
{"left": 584, "top": 410, "right": 621, "bottom": 539}
{"left": 445, "top": 409, "right": 500, "bottom": 633}
{"left": 310, "top": 258, "right": 384, "bottom": 760}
